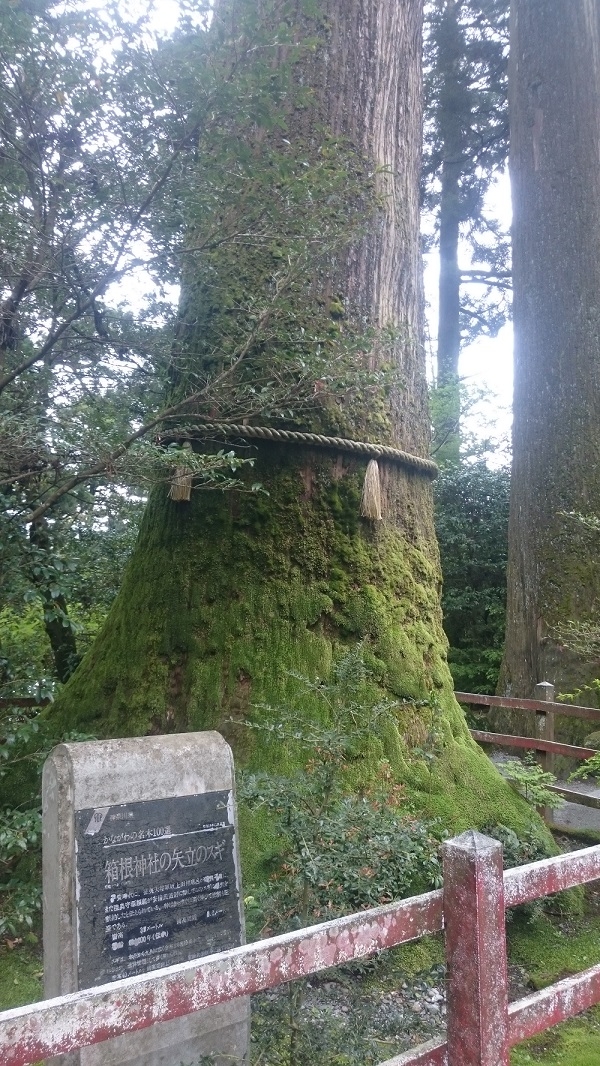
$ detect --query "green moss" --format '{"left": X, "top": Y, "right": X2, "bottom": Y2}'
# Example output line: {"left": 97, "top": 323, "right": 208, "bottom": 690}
{"left": 508, "top": 914, "right": 600, "bottom": 1064}
{"left": 510, "top": 914, "right": 600, "bottom": 989}
{"left": 0, "top": 943, "right": 42, "bottom": 1011}
{"left": 511, "top": 1014, "right": 600, "bottom": 1065}
{"left": 25, "top": 444, "right": 547, "bottom": 874}
{"left": 381, "top": 934, "right": 445, "bottom": 983}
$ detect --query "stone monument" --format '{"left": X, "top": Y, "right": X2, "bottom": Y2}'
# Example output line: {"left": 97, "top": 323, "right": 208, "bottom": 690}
{"left": 42, "top": 732, "right": 249, "bottom": 1066}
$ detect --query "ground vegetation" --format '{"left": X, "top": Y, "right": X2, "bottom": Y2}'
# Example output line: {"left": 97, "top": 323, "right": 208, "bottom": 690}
{"left": 434, "top": 457, "right": 509, "bottom": 693}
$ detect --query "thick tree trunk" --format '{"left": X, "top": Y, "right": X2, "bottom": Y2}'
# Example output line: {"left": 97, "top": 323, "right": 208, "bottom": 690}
{"left": 44, "top": 0, "right": 535, "bottom": 848}
{"left": 500, "top": 0, "right": 600, "bottom": 711}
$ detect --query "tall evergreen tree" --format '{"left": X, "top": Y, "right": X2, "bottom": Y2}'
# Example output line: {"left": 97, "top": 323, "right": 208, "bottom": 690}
{"left": 424, "top": 0, "right": 510, "bottom": 454}
{"left": 500, "top": 0, "right": 600, "bottom": 704}
{"left": 36, "top": 0, "right": 532, "bottom": 842}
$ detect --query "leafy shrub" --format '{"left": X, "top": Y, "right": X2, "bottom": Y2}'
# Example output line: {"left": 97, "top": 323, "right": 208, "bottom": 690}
{"left": 480, "top": 823, "right": 550, "bottom": 869}
{"left": 238, "top": 650, "right": 450, "bottom": 1066}
{"left": 434, "top": 461, "right": 510, "bottom": 694}
{"left": 243, "top": 780, "right": 445, "bottom": 938}
{"left": 240, "top": 651, "right": 448, "bottom": 938}
{"left": 0, "top": 807, "right": 42, "bottom": 936}
{"left": 480, "top": 823, "right": 570, "bottom": 921}
{"left": 570, "top": 750, "right": 600, "bottom": 782}
{"left": 0, "top": 704, "right": 92, "bottom": 937}
{"left": 240, "top": 716, "right": 445, "bottom": 938}
{"left": 496, "top": 754, "right": 564, "bottom": 810}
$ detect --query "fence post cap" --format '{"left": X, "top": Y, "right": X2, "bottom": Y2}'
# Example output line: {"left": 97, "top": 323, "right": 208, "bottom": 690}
{"left": 442, "top": 829, "right": 502, "bottom": 856}
{"left": 535, "top": 681, "right": 555, "bottom": 699}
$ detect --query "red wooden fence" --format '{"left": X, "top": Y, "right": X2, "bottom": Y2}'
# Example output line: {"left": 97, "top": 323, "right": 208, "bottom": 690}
{"left": 2, "top": 833, "right": 600, "bottom": 1066}
{"left": 455, "top": 690, "right": 600, "bottom": 725}
{"left": 457, "top": 689, "right": 600, "bottom": 811}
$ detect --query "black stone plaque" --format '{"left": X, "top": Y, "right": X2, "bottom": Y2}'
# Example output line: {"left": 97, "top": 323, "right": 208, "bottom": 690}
{"left": 74, "top": 791, "right": 242, "bottom": 989}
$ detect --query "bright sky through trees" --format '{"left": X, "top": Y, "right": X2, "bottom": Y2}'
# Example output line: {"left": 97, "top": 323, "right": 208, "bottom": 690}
{"left": 425, "top": 168, "right": 513, "bottom": 458}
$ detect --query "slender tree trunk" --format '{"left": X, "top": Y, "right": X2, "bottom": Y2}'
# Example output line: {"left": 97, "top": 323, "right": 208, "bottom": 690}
{"left": 437, "top": 168, "right": 461, "bottom": 383}
{"left": 436, "top": 0, "right": 464, "bottom": 388}
{"left": 500, "top": 0, "right": 600, "bottom": 707}
{"left": 42, "top": 0, "right": 534, "bottom": 847}
{"left": 433, "top": 0, "right": 469, "bottom": 462}
{"left": 29, "top": 518, "right": 79, "bottom": 684}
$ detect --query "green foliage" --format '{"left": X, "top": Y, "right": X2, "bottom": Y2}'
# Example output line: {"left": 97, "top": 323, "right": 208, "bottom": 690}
{"left": 0, "top": 808, "right": 42, "bottom": 937}
{"left": 480, "top": 822, "right": 550, "bottom": 869}
{"left": 0, "top": 703, "right": 45, "bottom": 936}
{"left": 239, "top": 660, "right": 448, "bottom": 1066}
{"left": 434, "top": 460, "right": 509, "bottom": 693}
{"left": 0, "top": 942, "right": 42, "bottom": 1011}
{"left": 0, "top": 0, "right": 177, "bottom": 514}
{"left": 498, "top": 755, "right": 564, "bottom": 811}
{"left": 242, "top": 767, "right": 446, "bottom": 937}
{"left": 559, "top": 679, "right": 600, "bottom": 707}
{"left": 0, "top": 488, "right": 144, "bottom": 698}
{"left": 250, "top": 980, "right": 421, "bottom": 1066}
{"left": 238, "top": 654, "right": 447, "bottom": 938}
{"left": 569, "top": 750, "right": 600, "bottom": 783}
{"left": 0, "top": 605, "right": 55, "bottom": 700}
{"left": 0, "top": 700, "right": 93, "bottom": 937}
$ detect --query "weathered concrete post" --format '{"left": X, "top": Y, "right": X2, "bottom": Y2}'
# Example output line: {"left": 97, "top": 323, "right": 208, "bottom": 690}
{"left": 442, "top": 831, "right": 509, "bottom": 1066}
{"left": 42, "top": 732, "right": 249, "bottom": 1066}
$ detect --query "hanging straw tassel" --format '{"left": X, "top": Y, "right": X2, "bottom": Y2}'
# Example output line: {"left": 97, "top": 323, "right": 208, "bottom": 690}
{"left": 169, "top": 441, "right": 193, "bottom": 502}
{"left": 360, "top": 459, "right": 383, "bottom": 520}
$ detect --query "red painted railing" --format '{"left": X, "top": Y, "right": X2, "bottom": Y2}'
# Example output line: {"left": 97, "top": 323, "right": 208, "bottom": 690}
{"left": 3, "top": 833, "right": 600, "bottom": 1066}
{"left": 469, "top": 728, "right": 598, "bottom": 762}
{"left": 455, "top": 691, "right": 600, "bottom": 725}
{"left": 457, "top": 690, "right": 600, "bottom": 813}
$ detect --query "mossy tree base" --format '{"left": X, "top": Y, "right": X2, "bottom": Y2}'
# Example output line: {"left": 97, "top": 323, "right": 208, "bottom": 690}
{"left": 42, "top": 446, "right": 546, "bottom": 868}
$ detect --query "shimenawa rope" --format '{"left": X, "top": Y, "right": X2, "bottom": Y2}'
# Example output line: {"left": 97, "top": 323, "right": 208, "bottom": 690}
{"left": 166, "top": 422, "right": 438, "bottom": 517}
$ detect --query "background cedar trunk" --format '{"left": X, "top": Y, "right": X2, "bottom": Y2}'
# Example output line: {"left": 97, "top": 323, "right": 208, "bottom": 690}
{"left": 432, "top": 0, "right": 465, "bottom": 464}
{"left": 39, "top": 0, "right": 536, "bottom": 859}
{"left": 436, "top": 0, "right": 463, "bottom": 389}
{"left": 500, "top": 0, "right": 600, "bottom": 716}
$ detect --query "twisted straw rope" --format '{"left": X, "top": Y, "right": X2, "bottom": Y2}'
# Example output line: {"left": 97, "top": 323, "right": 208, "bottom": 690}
{"left": 169, "top": 421, "right": 438, "bottom": 479}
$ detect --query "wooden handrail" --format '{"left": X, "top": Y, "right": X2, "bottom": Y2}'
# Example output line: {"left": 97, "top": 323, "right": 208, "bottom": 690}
{"left": 4, "top": 839, "right": 600, "bottom": 1066}
{"left": 470, "top": 730, "right": 598, "bottom": 761}
{"left": 456, "top": 691, "right": 600, "bottom": 725}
